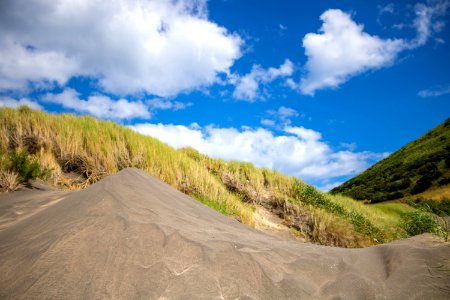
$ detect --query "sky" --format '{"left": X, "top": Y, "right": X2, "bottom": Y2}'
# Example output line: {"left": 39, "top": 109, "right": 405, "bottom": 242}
{"left": 0, "top": 0, "right": 449, "bottom": 190}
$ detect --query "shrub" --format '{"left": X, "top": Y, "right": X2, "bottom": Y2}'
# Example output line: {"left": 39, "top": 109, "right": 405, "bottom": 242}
{"left": 411, "top": 177, "right": 432, "bottom": 195}
{"left": 0, "top": 171, "right": 19, "bottom": 192}
{"left": 7, "top": 150, "right": 49, "bottom": 183}
{"left": 400, "top": 211, "right": 443, "bottom": 236}
{"left": 293, "top": 181, "right": 384, "bottom": 242}
{"left": 437, "top": 177, "right": 450, "bottom": 186}
{"left": 407, "top": 197, "right": 450, "bottom": 216}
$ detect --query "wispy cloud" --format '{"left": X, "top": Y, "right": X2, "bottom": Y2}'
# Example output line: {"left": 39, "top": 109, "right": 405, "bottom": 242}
{"left": 410, "top": 0, "right": 450, "bottom": 47}
{"left": 147, "top": 98, "right": 192, "bottom": 111}
{"left": 418, "top": 85, "right": 450, "bottom": 97}
{"left": 378, "top": 3, "right": 395, "bottom": 15}
{"left": 262, "top": 106, "right": 301, "bottom": 127}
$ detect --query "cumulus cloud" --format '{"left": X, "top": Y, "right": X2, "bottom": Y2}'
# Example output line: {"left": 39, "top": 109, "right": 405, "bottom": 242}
{"left": 43, "top": 89, "right": 150, "bottom": 120}
{"left": 0, "top": 0, "right": 241, "bottom": 96}
{"left": 131, "top": 123, "right": 387, "bottom": 181}
{"left": 297, "top": 1, "right": 450, "bottom": 95}
{"left": 233, "top": 59, "right": 293, "bottom": 101}
{"left": 299, "top": 9, "right": 404, "bottom": 95}
{"left": 418, "top": 84, "right": 450, "bottom": 97}
{"left": 0, "top": 96, "right": 42, "bottom": 110}
{"left": 0, "top": 41, "right": 78, "bottom": 91}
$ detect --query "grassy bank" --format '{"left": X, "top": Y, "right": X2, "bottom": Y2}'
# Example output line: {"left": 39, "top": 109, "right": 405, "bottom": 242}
{"left": 0, "top": 107, "right": 447, "bottom": 247}
{"left": 331, "top": 118, "right": 450, "bottom": 202}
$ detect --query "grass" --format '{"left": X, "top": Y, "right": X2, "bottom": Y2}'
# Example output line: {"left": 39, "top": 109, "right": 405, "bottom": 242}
{"left": 0, "top": 106, "right": 447, "bottom": 247}
{"left": 0, "top": 107, "right": 254, "bottom": 224}
{"left": 193, "top": 195, "right": 230, "bottom": 216}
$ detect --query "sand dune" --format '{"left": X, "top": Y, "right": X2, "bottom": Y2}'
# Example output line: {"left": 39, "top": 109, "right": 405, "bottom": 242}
{"left": 0, "top": 168, "right": 449, "bottom": 299}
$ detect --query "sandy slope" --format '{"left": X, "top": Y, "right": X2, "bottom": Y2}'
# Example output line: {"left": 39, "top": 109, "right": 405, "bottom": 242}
{"left": 0, "top": 168, "right": 449, "bottom": 299}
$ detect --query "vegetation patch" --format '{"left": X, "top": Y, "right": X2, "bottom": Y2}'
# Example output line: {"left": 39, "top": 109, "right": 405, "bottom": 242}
{"left": 292, "top": 181, "right": 385, "bottom": 243}
{"left": 193, "top": 194, "right": 229, "bottom": 216}
{"left": 400, "top": 210, "right": 446, "bottom": 238}
{"left": 0, "top": 149, "right": 49, "bottom": 191}
{"left": 407, "top": 197, "right": 450, "bottom": 216}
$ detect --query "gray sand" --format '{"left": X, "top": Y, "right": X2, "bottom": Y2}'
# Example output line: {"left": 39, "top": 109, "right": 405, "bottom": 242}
{"left": 0, "top": 168, "right": 449, "bottom": 299}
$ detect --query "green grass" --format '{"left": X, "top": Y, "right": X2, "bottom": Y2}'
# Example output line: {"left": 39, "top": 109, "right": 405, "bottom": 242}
{"left": 1, "top": 107, "right": 447, "bottom": 247}
{"left": 193, "top": 195, "right": 230, "bottom": 216}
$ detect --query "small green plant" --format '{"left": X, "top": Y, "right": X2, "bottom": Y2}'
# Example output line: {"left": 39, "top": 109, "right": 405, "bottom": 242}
{"left": 7, "top": 150, "right": 48, "bottom": 183}
{"left": 400, "top": 210, "right": 444, "bottom": 236}
{"left": 193, "top": 194, "right": 229, "bottom": 216}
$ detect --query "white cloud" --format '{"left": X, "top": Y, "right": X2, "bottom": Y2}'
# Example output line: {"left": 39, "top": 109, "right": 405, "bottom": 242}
{"left": 418, "top": 85, "right": 450, "bottom": 97}
{"left": 43, "top": 89, "right": 150, "bottom": 120}
{"left": 233, "top": 59, "right": 293, "bottom": 101}
{"left": 0, "top": 40, "right": 78, "bottom": 91}
{"left": 0, "top": 0, "right": 242, "bottom": 96}
{"left": 260, "top": 119, "right": 276, "bottom": 126}
{"left": 378, "top": 3, "right": 395, "bottom": 15}
{"left": 131, "top": 123, "right": 386, "bottom": 182}
{"left": 297, "top": 2, "right": 449, "bottom": 95}
{"left": 410, "top": 1, "right": 450, "bottom": 47}
{"left": 263, "top": 106, "right": 300, "bottom": 127}
{"left": 299, "top": 9, "right": 404, "bottom": 95}
{"left": 285, "top": 126, "right": 322, "bottom": 141}
{"left": 270, "top": 106, "right": 299, "bottom": 119}
{"left": 147, "top": 98, "right": 192, "bottom": 111}
{"left": 0, "top": 96, "right": 42, "bottom": 110}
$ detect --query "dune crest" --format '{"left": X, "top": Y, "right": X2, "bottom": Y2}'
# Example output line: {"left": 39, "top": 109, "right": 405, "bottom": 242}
{"left": 0, "top": 168, "right": 449, "bottom": 299}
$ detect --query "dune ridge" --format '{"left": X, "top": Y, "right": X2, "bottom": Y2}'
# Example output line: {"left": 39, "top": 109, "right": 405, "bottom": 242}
{"left": 0, "top": 168, "right": 449, "bottom": 299}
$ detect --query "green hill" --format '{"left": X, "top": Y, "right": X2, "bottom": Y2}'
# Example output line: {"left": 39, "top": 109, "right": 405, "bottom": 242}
{"left": 0, "top": 107, "right": 447, "bottom": 247}
{"left": 331, "top": 118, "right": 450, "bottom": 202}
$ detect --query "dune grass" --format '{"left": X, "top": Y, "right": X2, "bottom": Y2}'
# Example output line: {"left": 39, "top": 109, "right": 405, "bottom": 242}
{"left": 1, "top": 106, "right": 447, "bottom": 247}
{"left": 0, "top": 107, "right": 254, "bottom": 224}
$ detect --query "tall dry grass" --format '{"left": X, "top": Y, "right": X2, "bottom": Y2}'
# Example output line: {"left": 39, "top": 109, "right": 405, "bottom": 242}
{"left": 0, "top": 107, "right": 254, "bottom": 224}
{"left": 1, "top": 107, "right": 435, "bottom": 247}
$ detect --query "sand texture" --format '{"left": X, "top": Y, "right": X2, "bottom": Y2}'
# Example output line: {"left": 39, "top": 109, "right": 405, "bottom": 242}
{"left": 0, "top": 168, "right": 449, "bottom": 299}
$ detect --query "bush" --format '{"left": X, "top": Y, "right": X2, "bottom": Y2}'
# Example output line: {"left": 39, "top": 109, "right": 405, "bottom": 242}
{"left": 438, "top": 177, "right": 450, "bottom": 186}
{"left": 0, "top": 171, "right": 19, "bottom": 192}
{"left": 407, "top": 197, "right": 450, "bottom": 216}
{"left": 7, "top": 150, "right": 48, "bottom": 183}
{"left": 293, "top": 181, "right": 384, "bottom": 241}
{"left": 400, "top": 211, "right": 443, "bottom": 236}
{"left": 411, "top": 177, "right": 432, "bottom": 195}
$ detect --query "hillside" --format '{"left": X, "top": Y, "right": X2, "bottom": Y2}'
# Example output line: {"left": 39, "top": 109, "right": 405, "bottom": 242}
{"left": 1, "top": 168, "right": 449, "bottom": 299}
{"left": 0, "top": 107, "right": 447, "bottom": 247}
{"left": 331, "top": 118, "right": 450, "bottom": 203}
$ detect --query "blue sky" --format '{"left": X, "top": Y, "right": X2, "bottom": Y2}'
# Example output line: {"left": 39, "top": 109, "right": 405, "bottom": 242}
{"left": 0, "top": 0, "right": 449, "bottom": 190}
